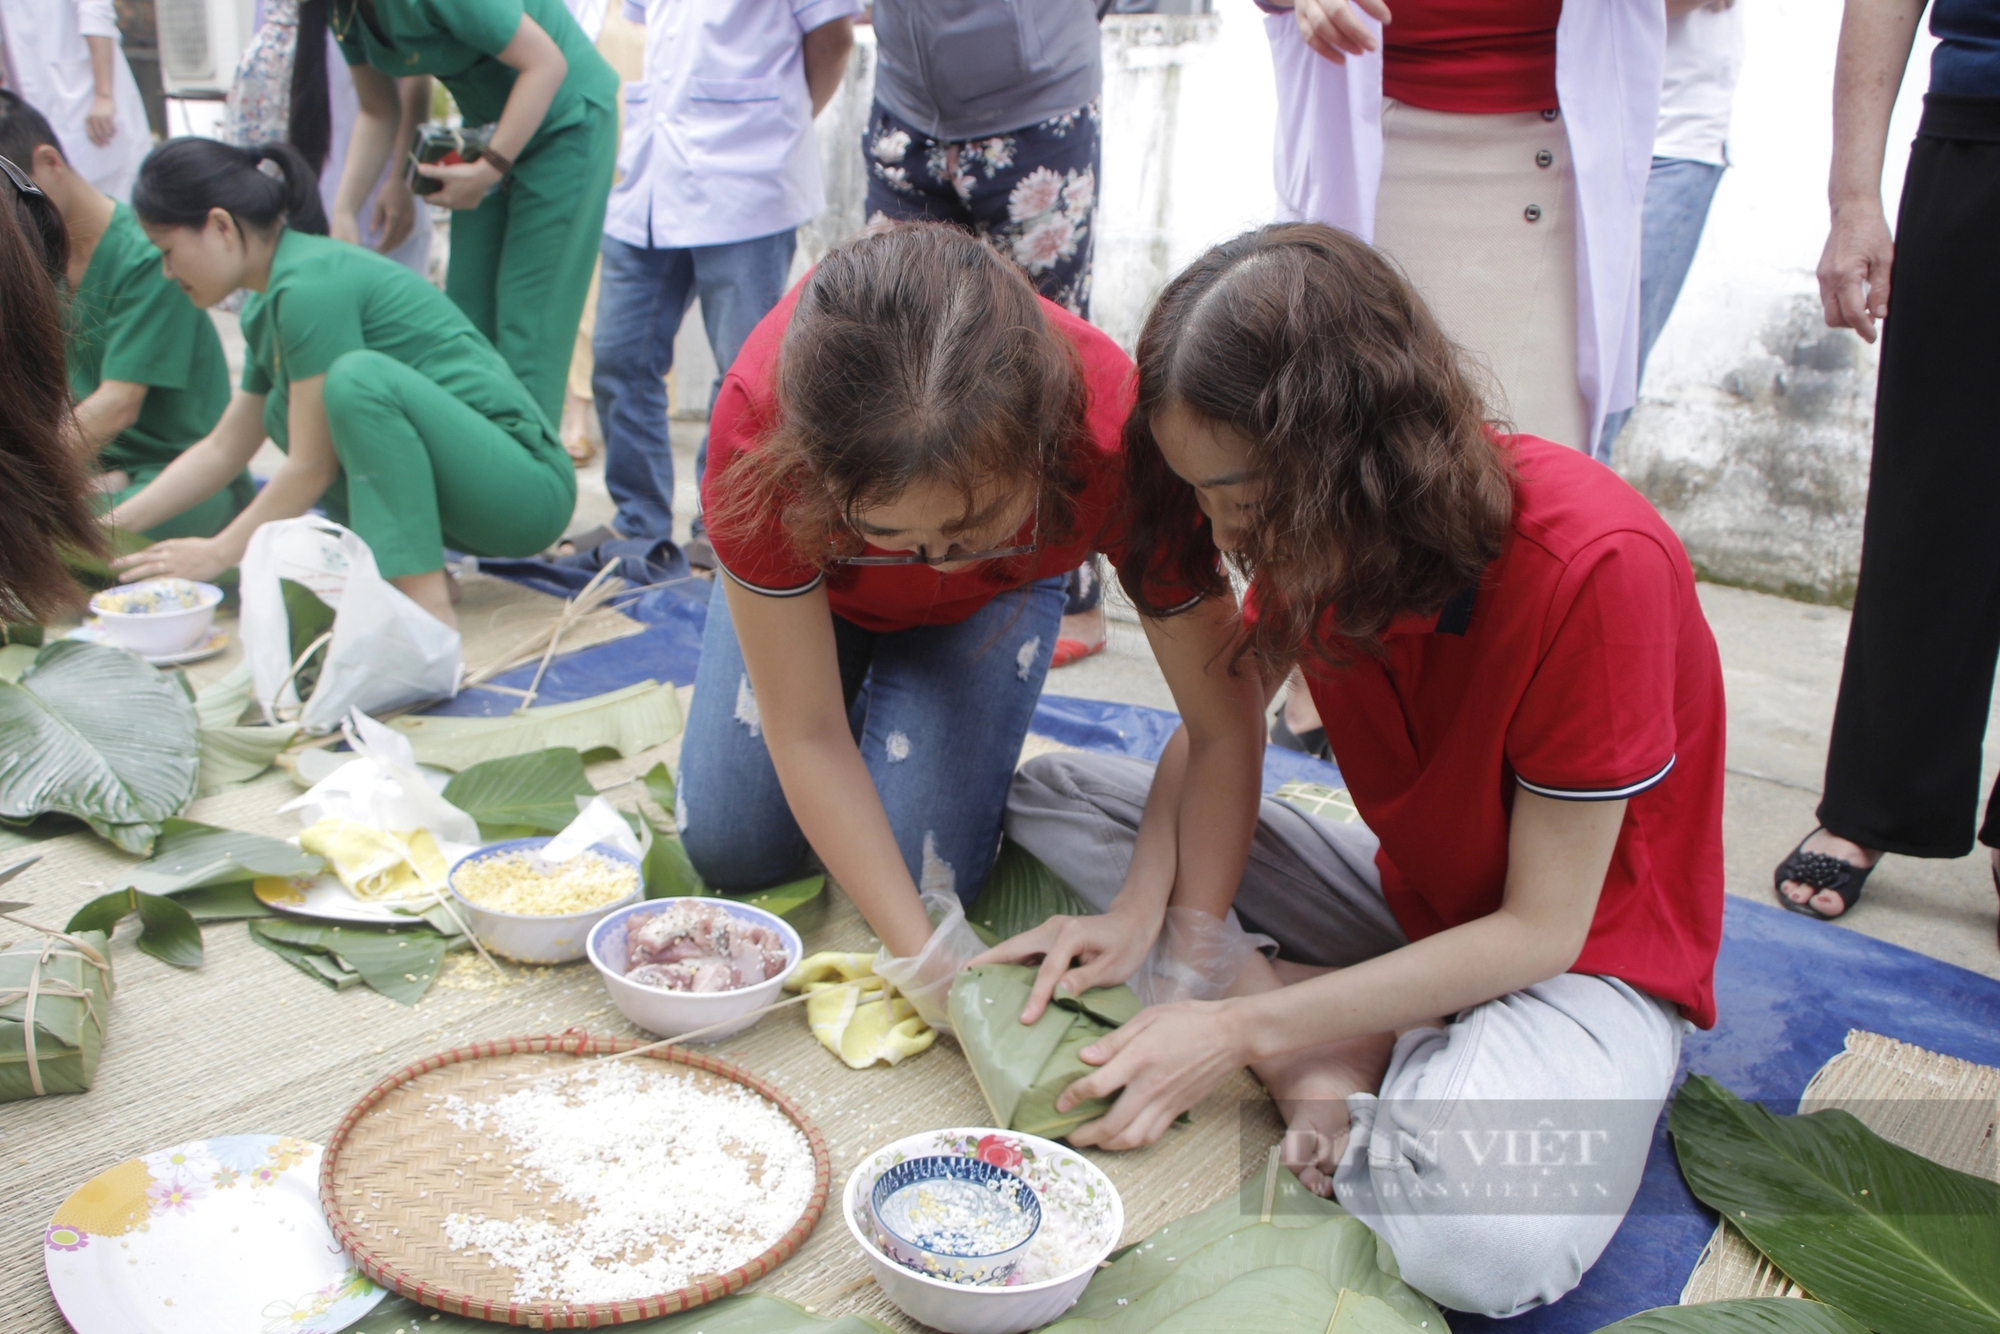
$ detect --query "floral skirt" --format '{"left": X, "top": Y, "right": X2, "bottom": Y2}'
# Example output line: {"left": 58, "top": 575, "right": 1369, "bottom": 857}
{"left": 862, "top": 99, "right": 1100, "bottom": 319}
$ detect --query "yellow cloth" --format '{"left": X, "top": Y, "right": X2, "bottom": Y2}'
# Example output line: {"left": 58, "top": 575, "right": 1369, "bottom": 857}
{"left": 785, "top": 951, "right": 936, "bottom": 1070}
{"left": 298, "top": 817, "right": 448, "bottom": 901}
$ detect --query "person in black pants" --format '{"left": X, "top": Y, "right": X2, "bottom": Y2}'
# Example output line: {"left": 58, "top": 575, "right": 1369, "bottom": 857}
{"left": 1774, "top": 0, "right": 2000, "bottom": 945}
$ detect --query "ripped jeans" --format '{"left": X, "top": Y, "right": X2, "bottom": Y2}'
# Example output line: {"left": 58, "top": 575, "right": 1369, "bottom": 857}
{"left": 677, "top": 575, "right": 1067, "bottom": 904}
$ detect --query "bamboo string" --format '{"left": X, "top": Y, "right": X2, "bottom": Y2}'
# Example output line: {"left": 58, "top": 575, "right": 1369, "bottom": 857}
{"left": 1260, "top": 1143, "right": 1281, "bottom": 1223}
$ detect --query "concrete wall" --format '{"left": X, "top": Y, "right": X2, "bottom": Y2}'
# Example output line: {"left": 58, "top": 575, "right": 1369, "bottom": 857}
{"left": 680, "top": 5, "right": 1926, "bottom": 606}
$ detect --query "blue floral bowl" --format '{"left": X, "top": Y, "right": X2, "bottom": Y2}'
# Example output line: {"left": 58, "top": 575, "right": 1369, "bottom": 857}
{"left": 869, "top": 1155, "right": 1043, "bottom": 1287}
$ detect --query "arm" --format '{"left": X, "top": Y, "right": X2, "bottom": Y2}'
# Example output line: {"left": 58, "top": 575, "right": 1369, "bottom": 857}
{"left": 365, "top": 76, "right": 432, "bottom": 253}
{"left": 722, "top": 577, "right": 937, "bottom": 957}
{"left": 110, "top": 378, "right": 342, "bottom": 582}
{"left": 975, "top": 595, "right": 1267, "bottom": 1018}
{"left": 72, "top": 381, "right": 149, "bottom": 461}
{"left": 1257, "top": 0, "right": 1392, "bottom": 66}
{"left": 1059, "top": 788, "right": 1628, "bottom": 1149}
{"left": 84, "top": 36, "right": 120, "bottom": 145}
{"left": 333, "top": 64, "right": 402, "bottom": 245}
{"left": 1816, "top": 0, "right": 1925, "bottom": 342}
{"left": 416, "top": 16, "right": 566, "bottom": 210}
{"left": 802, "top": 17, "right": 854, "bottom": 116}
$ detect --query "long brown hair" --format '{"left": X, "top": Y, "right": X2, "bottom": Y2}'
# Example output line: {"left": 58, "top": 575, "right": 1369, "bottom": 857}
{"left": 710, "top": 223, "right": 1088, "bottom": 573}
{"left": 0, "top": 161, "right": 101, "bottom": 624}
{"left": 1123, "top": 223, "right": 1513, "bottom": 666}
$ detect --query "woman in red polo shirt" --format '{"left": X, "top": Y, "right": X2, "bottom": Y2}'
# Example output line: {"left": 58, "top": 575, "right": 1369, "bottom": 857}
{"left": 982, "top": 223, "right": 1726, "bottom": 1318}
{"left": 678, "top": 223, "right": 1262, "bottom": 1022}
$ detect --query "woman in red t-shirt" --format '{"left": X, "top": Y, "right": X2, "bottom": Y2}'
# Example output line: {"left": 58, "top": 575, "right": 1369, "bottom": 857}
{"left": 681, "top": 223, "right": 1260, "bottom": 1023}
{"left": 983, "top": 224, "right": 1726, "bottom": 1318}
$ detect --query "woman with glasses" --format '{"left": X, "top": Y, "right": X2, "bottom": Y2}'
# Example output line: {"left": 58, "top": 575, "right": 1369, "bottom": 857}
{"left": 681, "top": 223, "right": 1262, "bottom": 1025}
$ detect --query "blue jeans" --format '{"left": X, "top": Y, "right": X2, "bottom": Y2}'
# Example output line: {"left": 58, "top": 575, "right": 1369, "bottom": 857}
{"left": 1595, "top": 157, "right": 1726, "bottom": 460}
{"left": 591, "top": 229, "right": 797, "bottom": 542}
{"left": 678, "top": 576, "right": 1067, "bottom": 904}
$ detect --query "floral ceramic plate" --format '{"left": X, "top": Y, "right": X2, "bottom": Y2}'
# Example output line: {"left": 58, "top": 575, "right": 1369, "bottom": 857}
{"left": 64, "top": 622, "right": 231, "bottom": 666}
{"left": 44, "top": 1134, "right": 386, "bottom": 1334}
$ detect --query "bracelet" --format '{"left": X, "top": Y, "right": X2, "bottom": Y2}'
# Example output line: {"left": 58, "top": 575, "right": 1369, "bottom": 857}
{"left": 477, "top": 146, "right": 515, "bottom": 177}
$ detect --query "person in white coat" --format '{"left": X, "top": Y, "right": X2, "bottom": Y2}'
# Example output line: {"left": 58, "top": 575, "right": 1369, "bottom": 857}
{"left": 0, "top": 0, "right": 150, "bottom": 199}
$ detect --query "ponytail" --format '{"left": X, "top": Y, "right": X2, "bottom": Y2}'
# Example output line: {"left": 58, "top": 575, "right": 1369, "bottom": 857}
{"left": 288, "top": 0, "right": 332, "bottom": 176}
{"left": 132, "top": 137, "right": 329, "bottom": 239}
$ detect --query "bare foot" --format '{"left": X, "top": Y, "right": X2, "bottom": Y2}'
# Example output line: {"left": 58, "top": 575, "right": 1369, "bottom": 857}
{"left": 560, "top": 392, "right": 596, "bottom": 464}
{"left": 1781, "top": 828, "right": 1881, "bottom": 917}
{"left": 389, "top": 570, "right": 458, "bottom": 631}
{"left": 1254, "top": 1030, "right": 1397, "bottom": 1198}
{"left": 1281, "top": 667, "right": 1322, "bottom": 736}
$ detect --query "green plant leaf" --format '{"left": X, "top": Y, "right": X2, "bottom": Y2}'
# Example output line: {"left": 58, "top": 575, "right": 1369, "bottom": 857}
{"left": 0, "top": 643, "right": 37, "bottom": 683}
{"left": 0, "top": 623, "right": 45, "bottom": 648}
{"left": 346, "top": 1293, "right": 895, "bottom": 1334}
{"left": 66, "top": 888, "right": 203, "bottom": 967}
{"left": 1596, "top": 1299, "right": 1870, "bottom": 1333}
{"left": 643, "top": 816, "right": 707, "bottom": 899}
{"left": 390, "top": 680, "right": 683, "bottom": 770}
{"left": 949, "top": 964, "right": 1145, "bottom": 1139}
{"left": 280, "top": 577, "right": 336, "bottom": 703}
{"left": 965, "top": 837, "right": 1093, "bottom": 946}
{"left": 171, "top": 881, "right": 276, "bottom": 922}
{"left": 1669, "top": 1074, "right": 2000, "bottom": 1334}
{"left": 734, "top": 873, "right": 825, "bottom": 919}
{"left": 198, "top": 722, "right": 302, "bottom": 794}
{"left": 246, "top": 924, "right": 362, "bottom": 989}
{"left": 114, "top": 819, "right": 323, "bottom": 896}
{"left": 643, "top": 759, "right": 676, "bottom": 810}
{"left": 0, "top": 641, "right": 201, "bottom": 854}
{"left": 248, "top": 918, "right": 458, "bottom": 1005}
{"left": 440, "top": 746, "right": 597, "bottom": 839}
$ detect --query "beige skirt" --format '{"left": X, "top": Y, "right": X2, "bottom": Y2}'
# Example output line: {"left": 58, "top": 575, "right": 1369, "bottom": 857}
{"left": 1372, "top": 100, "right": 1590, "bottom": 451}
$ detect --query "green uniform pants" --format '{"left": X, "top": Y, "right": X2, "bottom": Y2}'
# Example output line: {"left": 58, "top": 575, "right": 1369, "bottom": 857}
{"left": 446, "top": 105, "right": 617, "bottom": 426}
{"left": 100, "top": 468, "right": 255, "bottom": 541}
{"left": 322, "top": 350, "right": 576, "bottom": 578}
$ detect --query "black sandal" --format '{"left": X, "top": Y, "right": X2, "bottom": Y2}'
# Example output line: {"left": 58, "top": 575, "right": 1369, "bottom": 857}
{"left": 1772, "top": 827, "right": 1876, "bottom": 921}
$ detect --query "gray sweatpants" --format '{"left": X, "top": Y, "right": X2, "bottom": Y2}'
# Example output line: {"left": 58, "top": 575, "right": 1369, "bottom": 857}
{"left": 1005, "top": 753, "right": 1687, "bottom": 1319}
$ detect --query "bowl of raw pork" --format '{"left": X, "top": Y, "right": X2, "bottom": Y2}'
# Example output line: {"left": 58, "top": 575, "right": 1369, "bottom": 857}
{"left": 586, "top": 896, "right": 802, "bottom": 1043}
{"left": 843, "top": 1127, "right": 1124, "bottom": 1334}
{"left": 446, "top": 837, "right": 644, "bottom": 964}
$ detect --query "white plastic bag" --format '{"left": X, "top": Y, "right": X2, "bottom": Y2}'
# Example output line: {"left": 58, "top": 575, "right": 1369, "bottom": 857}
{"left": 240, "top": 516, "right": 461, "bottom": 733}
{"left": 541, "top": 796, "right": 643, "bottom": 864}
{"left": 278, "top": 710, "right": 481, "bottom": 858}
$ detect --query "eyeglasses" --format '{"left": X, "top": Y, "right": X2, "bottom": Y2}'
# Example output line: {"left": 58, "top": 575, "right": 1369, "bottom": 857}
{"left": 833, "top": 511, "right": 1041, "bottom": 567}
{"left": 0, "top": 154, "right": 44, "bottom": 198}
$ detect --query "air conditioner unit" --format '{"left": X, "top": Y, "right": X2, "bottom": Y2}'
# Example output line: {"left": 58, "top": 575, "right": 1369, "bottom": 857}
{"left": 156, "top": 0, "right": 256, "bottom": 99}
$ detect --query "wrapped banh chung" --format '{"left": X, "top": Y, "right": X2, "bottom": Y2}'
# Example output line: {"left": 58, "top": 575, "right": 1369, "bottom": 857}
{"left": 949, "top": 964, "right": 1142, "bottom": 1140}
{"left": 0, "top": 922, "right": 113, "bottom": 1102}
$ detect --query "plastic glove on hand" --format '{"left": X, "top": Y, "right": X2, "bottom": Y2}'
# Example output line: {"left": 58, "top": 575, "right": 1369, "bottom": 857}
{"left": 1132, "top": 906, "right": 1275, "bottom": 1007}
{"left": 873, "top": 890, "right": 985, "bottom": 1033}
{"left": 785, "top": 951, "right": 936, "bottom": 1069}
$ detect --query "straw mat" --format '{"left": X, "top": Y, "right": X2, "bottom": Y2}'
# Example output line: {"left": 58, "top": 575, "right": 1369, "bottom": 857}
{"left": 0, "top": 726, "right": 1282, "bottom": 1331}
{"left": 1678, "top": 1029, "right": 2000, "bottom": 1306}
{"left": 324, "top": 1036, "right": 831, "bottom": 1326}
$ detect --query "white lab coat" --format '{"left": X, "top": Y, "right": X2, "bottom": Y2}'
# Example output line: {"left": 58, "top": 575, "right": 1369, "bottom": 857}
{"left": 1265, "top": 0, "right": 1666, "bottom": 443}
{"left": 0, "top": 0, "right": 150, "bottom": 198}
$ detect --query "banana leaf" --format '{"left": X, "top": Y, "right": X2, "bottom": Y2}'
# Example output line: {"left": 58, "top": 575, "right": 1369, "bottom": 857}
{"left": 1668, "top": 1074, "right": 2000, "bottom": 1334}
{"left": 347, "top": 1293, "right": 894, "bottom": 1333}
{"left": 190, "top": 662, "right": 299, "bottom": 792}
{"left": 390, "top": 681, "right": 682, "bottom": 770}
{"left": 66, "top": 889, "right": 203, "bottom": 967}
{"left": 0, "top": 641, "right": 200, "bottom": 854}
{"left": 1063, "top": 1265, "right": 1434, "bottom": 1334}
{"left": 1055, "top": 1169, "right": 1442, "bottom": 1331}
{"left": 439, "top": 746, "right": 598, "bottom": 839}
{"left": 949, "top": 963, "right": 1141, "bottom": 1139}
{"left": 1595, "top": 1300, "right": 1869, "bottom": 1333}
{"left": 965, "top": 837, "right": 1092, "bottom": 946}
{"left": 0, "top": 643, "right": 36, "bottom": 682}
{"left": 0, "top": 926, "right": 112, "bottom": 1102}
{"left": 280, "top": 578, "right": 336, "bottom": 704}
{"left": 114, "top": 819, "right": 323, "bottom": 896}
{"left": 247, "top": 918, "right": 462, "bottom": 1005}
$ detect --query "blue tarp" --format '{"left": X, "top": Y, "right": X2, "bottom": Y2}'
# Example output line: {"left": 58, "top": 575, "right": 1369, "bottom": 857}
{"left": 461, "top": 560, "right": 2000, "bottom": 1331}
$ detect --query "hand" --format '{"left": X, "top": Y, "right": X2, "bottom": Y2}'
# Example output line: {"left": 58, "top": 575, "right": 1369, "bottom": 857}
{"left": 87, "top": 94, "right": 118, "bottom": 145}
{"left": 1131, "top": 906, "right": 1274, "bottom": 1008}
{"left": 330, "top": 210, "right": 363, "bottom": 246}
{"left": 1292, "top": 0, "right": 1392, "bottom": 65}
{"left": 873, "top": 890, "right": 985, "bottom": 1032}
{"left": 1058, "top": 1000, "right": 1249, "bottom": 1150}
{"left": 414, "top": 159, "right": 504, "bottom": 211}
{"left": 971, "top": 900, "right": 1162, "bottom": 1026}
{"left": 1816, "top": 202, "right": 1894, "bottom": 342}
{"left": 369, "top": 176, "right": 419, "bottom": 253}
{"left": 112, "top": 537, "right": 234, "bottom": 584}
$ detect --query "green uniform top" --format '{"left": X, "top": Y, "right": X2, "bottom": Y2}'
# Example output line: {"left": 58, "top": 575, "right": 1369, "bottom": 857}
{"left": 66, "top": 202, "right": 231, "bottom": 477}
{"left": 332, "top": 0, "right": 615, "bottom": 138}
{"left": 239, "top": 230, "right": 563, "bottom": 514}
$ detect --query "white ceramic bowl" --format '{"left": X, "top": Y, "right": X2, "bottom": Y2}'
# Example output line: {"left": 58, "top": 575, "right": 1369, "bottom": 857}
{"left": 586, "top": 897, "right": 802, "bottom": 1043}
{"left": 844, "top": 1128, "right": 1124, "bottom": 1334}
{"left": 88, "top": 579, "right": 223, "bottom": 656}
{"left": 447, "top": 838, "right": 643, "bottom": 964}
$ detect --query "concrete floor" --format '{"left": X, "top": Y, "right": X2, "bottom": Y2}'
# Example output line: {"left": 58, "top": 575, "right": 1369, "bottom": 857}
{"left": 568, "top": 421, "right": 2000, "bottom": 983}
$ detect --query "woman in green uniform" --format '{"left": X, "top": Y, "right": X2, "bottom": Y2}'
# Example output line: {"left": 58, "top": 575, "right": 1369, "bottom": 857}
{"left": 328, "top": 0, "right": 617, "bottom": 425}
{"left": 106, "top": 139, "right": 576, "bottom": 628}
{"left": 0, "top": 91, "right": 247, "bottom": 539}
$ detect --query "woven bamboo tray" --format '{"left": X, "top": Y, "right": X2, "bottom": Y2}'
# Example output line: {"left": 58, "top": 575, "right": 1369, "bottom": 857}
{"left": 319, "top": 1032, "right": 831, "bottom": 1328}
